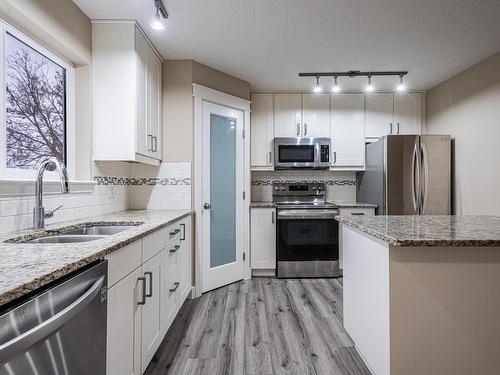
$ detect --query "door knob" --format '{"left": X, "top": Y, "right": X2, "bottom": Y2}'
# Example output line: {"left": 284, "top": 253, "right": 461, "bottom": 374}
{"left": 203, "top": 203, "right": 211, "bottom": 209}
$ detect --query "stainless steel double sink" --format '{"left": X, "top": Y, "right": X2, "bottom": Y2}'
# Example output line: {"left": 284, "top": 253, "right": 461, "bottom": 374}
{"left": 22, "top": 224, "right": 141, "bottom": 244}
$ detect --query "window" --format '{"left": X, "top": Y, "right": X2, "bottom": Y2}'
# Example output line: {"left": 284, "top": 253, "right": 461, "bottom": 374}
{"left": 0, "top": 20, "right": 74, "bottom": 180}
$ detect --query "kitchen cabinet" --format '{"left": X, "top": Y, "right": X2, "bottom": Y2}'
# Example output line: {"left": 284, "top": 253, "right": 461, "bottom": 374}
{"left": 106, "top": 267, "right": 142, "bottom": 375}
{"left": 251, "top": 94, "right": 274, "bottom": 170}
{"left": 330, "top": 94, "right": 365, "bottom": 169}
{"left": 365, "top": 93, "right": 394, "bottom": 139}
{"left": 250, "top": 208, "right": 276, "bottom": 270}
{"left": 394, "top": 93, "right": 422, "bottom": 135}
{"left": 338, "top": 207, "right": 375, "bottom": 270}
{"left": 106, "top": 214, "right": 193, "bottom": 375}
{"left": 274, "top": 94, "right": 302, "bottom": 137}
{"left": 302, "top": 94, "right": 330, "bottom": 137}
{"left": 92, "top": 21, "right": 162, "bottom": 166}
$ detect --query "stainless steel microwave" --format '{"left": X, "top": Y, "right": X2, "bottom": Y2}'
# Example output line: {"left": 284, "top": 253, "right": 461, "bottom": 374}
{"left": 274, "top": 137, "right": 331, "bottom": 169}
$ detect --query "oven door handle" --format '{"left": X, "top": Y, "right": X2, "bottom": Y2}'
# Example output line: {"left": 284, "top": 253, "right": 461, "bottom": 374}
{"left": 277, "top": 209, "right": 339, "bottom": 220}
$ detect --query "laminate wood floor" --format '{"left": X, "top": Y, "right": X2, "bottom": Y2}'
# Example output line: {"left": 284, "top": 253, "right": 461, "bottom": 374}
{"left": 145, "top": 277, "right": 370, "bottom": 375}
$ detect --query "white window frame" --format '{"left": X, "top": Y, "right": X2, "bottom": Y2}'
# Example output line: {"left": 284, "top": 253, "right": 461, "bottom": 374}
{"left": 0, "top": 19, "right": 76, "bottom": 181}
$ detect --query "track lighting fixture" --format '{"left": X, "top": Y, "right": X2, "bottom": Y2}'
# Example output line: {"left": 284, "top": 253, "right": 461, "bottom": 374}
{"left": 331, "top": 76, "right": 341, "bottom": 93}
{"left": 365, "top": 76, "right": 374, "bottom": 93}
{"left": 313, "top": 76, "right": 322, "bottom": 93}
{"left": 396, "top": 74, "right": 406, "bottom": 92}
{"left": 151, "top": 0, "right": 168, "bottom": 30}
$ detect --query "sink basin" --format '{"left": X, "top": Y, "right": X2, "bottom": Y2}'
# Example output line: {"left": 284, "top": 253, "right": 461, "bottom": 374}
{"left": 61, "top": 225, "right": 138, "bottom": 236}
{"left": 25, "top": 235, "right": 108, "bottom": 244}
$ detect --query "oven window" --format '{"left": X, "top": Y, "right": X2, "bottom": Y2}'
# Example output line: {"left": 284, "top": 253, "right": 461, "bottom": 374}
{"left": 278, "top": 145, "right": 315, "bottom": 163}
{"left": 277, "top": 218, "right": 339, "bottom": 261}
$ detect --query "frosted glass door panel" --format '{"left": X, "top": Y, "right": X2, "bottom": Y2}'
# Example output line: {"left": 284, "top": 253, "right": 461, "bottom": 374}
{"left": 210, "top": 114, "right": 236, "bottom": 268}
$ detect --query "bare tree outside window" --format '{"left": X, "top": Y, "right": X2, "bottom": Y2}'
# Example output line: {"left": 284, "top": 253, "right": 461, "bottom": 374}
{"left": 5, "top": 32, "right": 66, "bottom": 169}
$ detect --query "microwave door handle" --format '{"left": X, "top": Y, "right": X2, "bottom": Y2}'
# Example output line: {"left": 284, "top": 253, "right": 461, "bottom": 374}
{"left": 315, "top": 143, "right": 320, "bottom": 166}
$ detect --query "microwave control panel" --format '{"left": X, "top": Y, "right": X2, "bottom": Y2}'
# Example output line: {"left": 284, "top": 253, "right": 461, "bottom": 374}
{"left": 320, "top": 145, "right": 330, "bottom": 162}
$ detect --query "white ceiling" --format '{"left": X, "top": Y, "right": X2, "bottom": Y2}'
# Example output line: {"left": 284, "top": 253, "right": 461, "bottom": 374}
{"left": 74, "top": 0, "right": 500, "bottom": 91}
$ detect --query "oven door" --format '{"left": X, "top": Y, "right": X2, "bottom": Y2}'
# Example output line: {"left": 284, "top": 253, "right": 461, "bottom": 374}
{"left": 274, "top": 139, "right": 319, "bottom": 168}
{"left": 277, "top": 209, "right": 339, "bottom": 278}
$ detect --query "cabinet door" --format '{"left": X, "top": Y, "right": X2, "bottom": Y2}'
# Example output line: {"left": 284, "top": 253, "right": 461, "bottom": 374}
{"left": 178, "top": 216, "right": 192, "bottom": 303}
{"left": 141, "top": 252, "right": 163, "bottom": 372}
{"left": 161, "top": 244, "right": 178, "bottom": 335}
{"left": 365, "top": 93, "right": 394, "bottom": 139}
{"left": 251, "top": 94, "right": 274, "bottom": 169}
{"left": 331, "top": 94, "right": 365, "bottom": 167}
{"left": 302, "top": 94, "right": 330, "bottom": 137}
{"left": 107, "top": 267, "right": 142, "bottom": 375}
{"left": 274, "top": 94, "right": 302, "bottom": 137}
{"left": 148, "top": 48, "right": 162, "bottom": 159}
{"left": 135, "top": 28, "right": 150, "bottom": 156}
{"left": 250, "top": 208, "right": 276, "bottom": 269}
{"left": 394, "top": 93, "right": 422, "bottom": 135}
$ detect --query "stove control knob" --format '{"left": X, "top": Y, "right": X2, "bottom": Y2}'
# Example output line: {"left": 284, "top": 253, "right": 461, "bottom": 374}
{"left": 281, "top": 186, "right": 286, "bottom": 191}
{"left": 318, "top": 185, "right": 324, "bottom": 191}
{"left": 274, "top": 186, "right": 280, "bottom": 191}
{"left": 312, "top": 186, "right": 317, "bottom": 191}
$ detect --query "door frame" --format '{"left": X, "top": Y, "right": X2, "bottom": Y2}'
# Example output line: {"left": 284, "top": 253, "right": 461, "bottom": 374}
{"left": 193, "top": 84, "right": 251, "bottom": 298}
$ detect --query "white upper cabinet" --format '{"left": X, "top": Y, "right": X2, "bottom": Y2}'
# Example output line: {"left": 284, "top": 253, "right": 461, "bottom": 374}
{"left": 394, "top": 93, "right": 422, "bottom": 135}
{"left": 331, "top": 94, "right": 365, "bottom": 168}
{"left": 92, "top": 21, "right": 162, "bottom": 166}
{"left": 302, "top": 94, "right": 330, "bottom": 137}
{"left": 365, "top": 93, "right": 394, "bottom": 139}
{"left": 251, "top": 94, "right": 274, "bottom": 169}
{"left": 274, "top": 94, "right": 302, "bottom": 137}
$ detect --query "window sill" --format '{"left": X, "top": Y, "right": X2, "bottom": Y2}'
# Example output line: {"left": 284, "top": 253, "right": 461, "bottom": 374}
{"left": 0, "top": 179, "right": 96, "bottom": 198}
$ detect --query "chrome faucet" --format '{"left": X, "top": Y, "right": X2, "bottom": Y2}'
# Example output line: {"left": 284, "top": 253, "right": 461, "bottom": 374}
{"left": 33, "top": 157, "right": 70, "bottom": 229}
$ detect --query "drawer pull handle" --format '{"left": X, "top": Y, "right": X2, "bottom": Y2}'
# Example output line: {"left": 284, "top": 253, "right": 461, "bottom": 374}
{"left": 144, "top": 272, "right": 153, "bottom": 298}
{"left": 137, "top": 277, "right": 147, "bottom": 305}
{"left": 169, "top": 282, "right": 180, "bottom": 293}
{"left": 169, "top": 245, "right": 180, "bottom": 253}
{"left": 351, "top": 212, "right": 365, "bottom": 216}
{"left": 170, "top": 229, "right": 181, "bottom": 236}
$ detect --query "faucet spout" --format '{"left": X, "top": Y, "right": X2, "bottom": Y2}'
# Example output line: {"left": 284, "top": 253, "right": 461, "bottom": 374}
{"left": 33, "top": 157, "right": 70, "bottom": 229}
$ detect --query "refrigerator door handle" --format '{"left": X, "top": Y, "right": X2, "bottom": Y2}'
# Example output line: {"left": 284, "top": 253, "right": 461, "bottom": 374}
{"left": 420, "top": 142, "right": 429, "bottom": 215}
{"left": 412, "top": 143, "right": 421, "bottom": 214}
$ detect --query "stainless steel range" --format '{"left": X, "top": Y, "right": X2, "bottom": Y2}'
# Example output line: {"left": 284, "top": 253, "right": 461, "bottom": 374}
{"left": 274, "top": 182, "right": 340, "bottom": 278}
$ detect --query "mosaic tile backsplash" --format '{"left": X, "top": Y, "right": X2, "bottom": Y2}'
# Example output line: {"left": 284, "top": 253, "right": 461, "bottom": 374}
{"left": 251, "top": 170, "right": 357, "bottom": 202}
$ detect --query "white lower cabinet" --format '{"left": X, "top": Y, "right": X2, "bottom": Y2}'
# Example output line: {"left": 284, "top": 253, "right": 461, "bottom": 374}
{"left": 106, "top": 215, "right": 193, "bottom": 375}
{"left": 250, "top": 208, "right": 276, "bottom": 270}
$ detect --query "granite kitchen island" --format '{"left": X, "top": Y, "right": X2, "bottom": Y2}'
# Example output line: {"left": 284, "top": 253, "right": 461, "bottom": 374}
{"left": 336, "top": 215, "right": 500, "bottom": 375}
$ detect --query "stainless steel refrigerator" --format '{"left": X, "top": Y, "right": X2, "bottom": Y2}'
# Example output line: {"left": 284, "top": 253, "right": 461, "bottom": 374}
{"left": 357, "top": 135, "right": 451, "bottom": 215}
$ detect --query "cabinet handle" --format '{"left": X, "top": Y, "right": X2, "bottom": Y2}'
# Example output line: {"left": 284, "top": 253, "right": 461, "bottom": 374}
{"left": 271, "top": 211, "right": 275, "bottom": 224}
{"left": 169, "top": 245, "right": 180, "bottom": 253}
{"left": 137, "top": 276, "right": 147, "bottom": 305}
{"left": 304, "top": 123, "right": 307, "bottom": 136}
{"left": 351, "top": 212, "right": 365, "bottom": 216}
{"left": 169, "top": 282, "right": 180, "bottom": 293}
{"left": 333, "top": 151, "right": 337, "bottom": 164}
{"left": 296, "top": 123, "right": 300, "bottom": 136}
{"left": 180, "top": 223, "right": 186, "bottom": 241}
{"left": 170, "top": 228, "right": 181, "bottom": 236}
{"left": 396, "top": 122, "right": 400, "bottom": 134}
{"left": 267, "top": 152, "right": 272, "bottom": 164}
{"left": 144, "top": 271, "right": 153, "bottom": 298}
{"left": 389, "top": 123, "right": 393, "bottom": 134}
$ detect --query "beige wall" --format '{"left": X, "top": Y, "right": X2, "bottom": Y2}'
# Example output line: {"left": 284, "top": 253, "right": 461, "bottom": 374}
{"left": 0, "top": 0, "right": 93, "bottom": 180}
{"left": 162, "top": 59, "right": 251, "bottom": 163}
{"left": 425, "top": 52, "right": 500, "bottom": 215}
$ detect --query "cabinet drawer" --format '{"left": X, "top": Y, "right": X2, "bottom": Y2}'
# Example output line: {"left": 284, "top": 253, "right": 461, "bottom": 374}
{"left": 165, "top": 238, "right": 180, "bottom": 268}
{"left": 339, "top": 208, "right": 375, "bottom": 217}
{"left": 143, "top": 227, "right": 167, "bottom": 262}
{"left": 106, "top": 241, "right": 142, "bottom": 288}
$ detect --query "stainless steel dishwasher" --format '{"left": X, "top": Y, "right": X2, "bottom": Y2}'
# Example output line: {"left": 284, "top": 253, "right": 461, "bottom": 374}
{"left": 0, "top": 261, "right": 107, "bottom": 374}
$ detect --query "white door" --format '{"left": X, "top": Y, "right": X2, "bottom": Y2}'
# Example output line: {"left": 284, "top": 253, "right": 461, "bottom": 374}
{"left": 250, "top": 208, "right": 276, "bottom": 269}
{"left": 394, "top": 93, "right": 422, "bottom": 135}
{"left": 250, "top": 93, "right": 274, "bottom": 169}
{"left": 274, "top": 94, "right": 302, "bottom": 137}
{"left": 302, "top": 94, "right": 330, "bottom": 137}
{"left": 202, "top": 102, "right": 245, "bottom": 293}
{"left": 365, "top": 93, "right": 394, "bottom": 139}
{"left": 331, "top": 94, "right": 365, "bottom": 167}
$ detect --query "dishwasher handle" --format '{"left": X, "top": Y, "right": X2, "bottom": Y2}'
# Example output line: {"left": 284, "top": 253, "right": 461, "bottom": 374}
{"left": 0, "top": 275, "right": 105, "bottom": 364}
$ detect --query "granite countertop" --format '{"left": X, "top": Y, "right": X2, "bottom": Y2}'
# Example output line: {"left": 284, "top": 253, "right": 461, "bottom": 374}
{"left": 336, "top": 215, "right": 500, "bottom": 247}
{"left": 250, "top": 202, "right": 276, "bottom": 208}
{"left": 329, "top": 201, "right": 378, "bottom": 208}
{"left": 0, "top": 209, "right": 193, "bottom": 307}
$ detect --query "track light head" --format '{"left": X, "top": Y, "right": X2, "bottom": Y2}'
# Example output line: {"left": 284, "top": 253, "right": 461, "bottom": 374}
{"left": 396, "top": 74, "right": 406, "bottom": 92}
{"left": 151, "top": 0, "right": 168, "bottom": 30}
{"left": 331, "top": 76, "right": 341, "bottom": 93}
{"left": 365, "top": 75, "right": 374, "bottom": 93}
{"left": 313, "top": 76, "right": 322, "bottom": 93}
